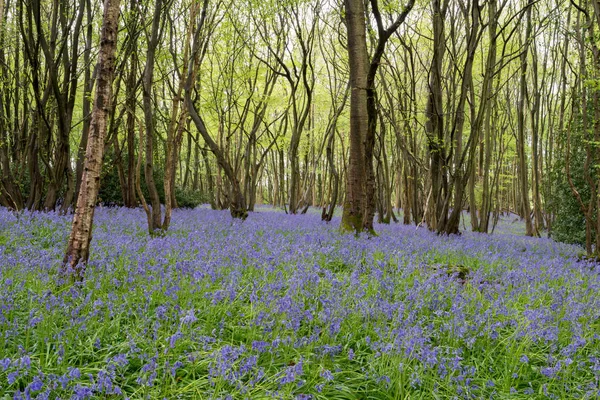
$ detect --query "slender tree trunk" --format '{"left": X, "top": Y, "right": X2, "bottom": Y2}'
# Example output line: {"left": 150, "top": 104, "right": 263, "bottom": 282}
{"left": 64, "top": 0, "right": 121, "bottom": 276}
{"left": 76, "top": 82, "right": 90, "bottom": 204}
{"left": 183, "top": 130, "right": 193, "bottom": 189}
{"left": 530, "top": 37, "right": 544, "bottom": 233}
{"left": 125, "top": 56, "right": 137, "bottom": 207}
{"left": 517, "top": 0, "right": 535, "bottom": 236}
{"left": 279, "top": 148, "right": 286, "bottom": 210}
{"left": 324, "top": 127, "right": 339, "bottom": 221}
{"left": 142, "top": 0, "right": 163, "bottom": 233}
{"left": 124, "top": 0, "right": 138, "bottom": 208}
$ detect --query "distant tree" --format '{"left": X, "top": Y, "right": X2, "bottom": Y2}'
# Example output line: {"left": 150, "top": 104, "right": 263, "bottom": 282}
{"left": 251, "top": 0, "right": 320, "bottom": 214}
{"left": 0, "top": 0, "right": 23, "bottom": 210}
{"left": 141, "top": 0, "right": 165, "bottom": 233}
{"left": 185, "top": 0, "right": 249, "bottom": 219}
{"left": 318, "top": 18, "right": 349, "bottom": 222}
{"left": 515, "top": 0, "right": 536, "bottom": 237}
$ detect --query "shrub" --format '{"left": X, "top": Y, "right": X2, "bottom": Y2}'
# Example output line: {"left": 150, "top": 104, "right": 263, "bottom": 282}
{"left": 99, "top": 151, "right": 206, "bottom": 208}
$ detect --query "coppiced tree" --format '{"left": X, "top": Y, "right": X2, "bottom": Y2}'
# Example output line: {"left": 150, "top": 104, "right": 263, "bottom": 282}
{"left": 342, "top": 0, "right": 414, "bottom": 233}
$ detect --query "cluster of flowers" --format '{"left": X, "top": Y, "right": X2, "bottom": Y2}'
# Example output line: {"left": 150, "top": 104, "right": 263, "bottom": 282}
{"left": 0, "top": 206, "right": 598, "bottom": 398}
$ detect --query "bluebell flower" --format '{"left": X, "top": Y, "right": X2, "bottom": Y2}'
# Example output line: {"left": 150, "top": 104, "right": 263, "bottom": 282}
{"left": 29, "top": 375, "right": 43, "bottom": 391}
{"left": 180, "top": 309, "right": 197, "bottom": 325}
{"left": 68, "top": 367, "right": 81, "bottom": 380}
{"left": 168, "top": 331, "right": 183, "bottom": 349}
{"left": 71, "top": 384, "right": 93, "bottom": 400}
{"left": 20, "top": 356, "right": 31, "bottom": 370}
{"left": 0, "top": 358, "right": 10, "bottom": 371}
{"left": 320, "top": 369, "right": 334, "bottom": 381}
{"left": 8, "top": 371, "right": 19, "bottom": 384}
{"left": 109, "top": 354, "right": 128, "bottom": 368}
{"left": 252, "top": 341, "right": 269, "bottom": 353}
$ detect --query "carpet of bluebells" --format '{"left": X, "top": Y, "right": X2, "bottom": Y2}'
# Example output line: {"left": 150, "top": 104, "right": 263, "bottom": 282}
{"left": 0, "top": 206, "right": 599, "bottom": 399}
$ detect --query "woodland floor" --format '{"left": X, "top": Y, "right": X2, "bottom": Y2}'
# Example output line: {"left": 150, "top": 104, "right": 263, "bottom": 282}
{"left": 0, "top": 206, "right": 599, "bottom": 399}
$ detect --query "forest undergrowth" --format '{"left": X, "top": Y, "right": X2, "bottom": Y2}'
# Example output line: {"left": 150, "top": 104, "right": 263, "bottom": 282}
{"left": 0, "top": 206, "right": 599, "bottom": 399}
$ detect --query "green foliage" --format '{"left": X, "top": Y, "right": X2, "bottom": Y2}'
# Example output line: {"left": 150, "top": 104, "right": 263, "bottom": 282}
{"left": 174, "top": 187, "right": 209, "bottom": 209}
{"left": 98, "top": 150, "right": 124, "bottom": 205}
{"left": 549, "top": 119, "right": 595, "bottom": 246}
{"left": 99, "top": 150, "right": 206, "bottom": 209}
{"left": 550, "top": 169, "right": 589, "bottom": 247}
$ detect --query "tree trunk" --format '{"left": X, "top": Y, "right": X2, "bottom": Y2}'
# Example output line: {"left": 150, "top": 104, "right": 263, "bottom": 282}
{"left": 517, "top": 0, "right": 535, "bottom": 237}
{"left": 324, "top": 127, "right": 339, "bottom": 221}
{"left": 530, "top": 35, "right": 544, "bottom": 233}
{"left": 75, "top": 0, "right": 94, "bottom": 205}
{"left": 341, "top": 0, "right": 414, "bottom": 233}
{"left": 341, "top": 0, "right": 369, "bottom": 232}
{"left": 142, "top": 0, "right": 164, "bottom": 233}
{"left": 124, "top": 0, "right": 139, "bottom": 208}
{"left": 0, "top": 0, "right": 23, "bottom": 210}
{"left": 64, "top": 0, "right": 121, "bottom": 276}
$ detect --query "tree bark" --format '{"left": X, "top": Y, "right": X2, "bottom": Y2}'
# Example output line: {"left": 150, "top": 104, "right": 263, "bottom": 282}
{"left": 142, "top": 0, "right": 164, "bottom": 233}
{"left": 341, "top": 0, "right": 369, "bottom": 232}
{"left": 425, "top": 0, "right": 448, "bottom": 232}
{"left": 64, "top": 0, "right": 121, "bottom": 276}
{"left": 517, "top": 0, "right": 535, "bottom": 236}
{"left": 341, "top": 0, "right": 414, "bottom": 233}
